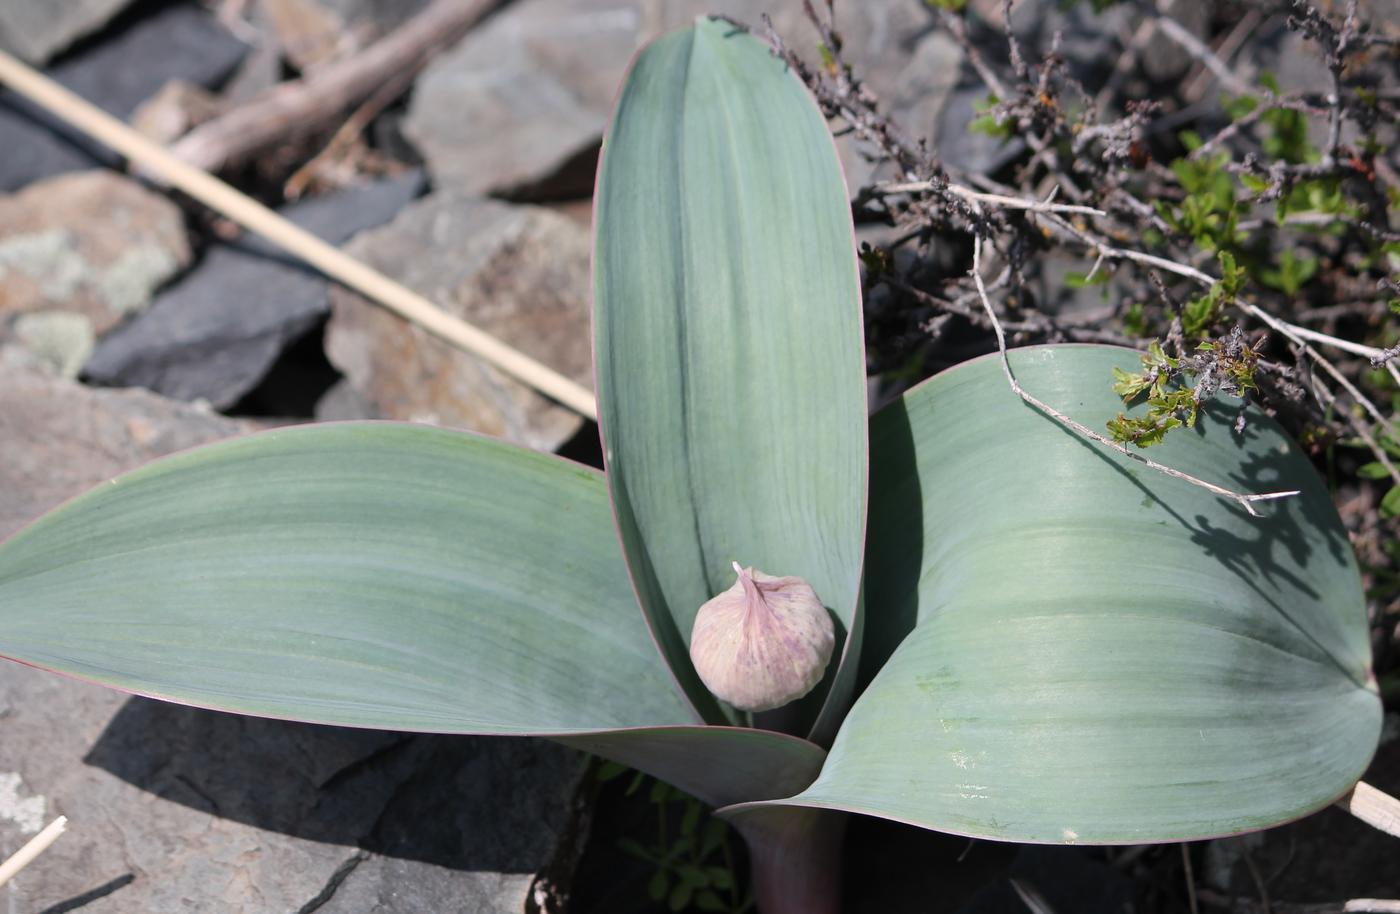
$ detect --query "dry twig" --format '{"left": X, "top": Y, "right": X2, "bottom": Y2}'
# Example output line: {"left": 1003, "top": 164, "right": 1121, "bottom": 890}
{"left": 170, "top": 0, "right": 504, "bottom": 172}
{"left": 1151, "top": 11, "right": 1253, "bottom": 97}
{"left": 1337, "top": 781, "right": 1400, "bottom": 839}
{"left": 1183, "top": 843, "right": 1201, "bottom": 914}
{"left": 283, "top": 59, "right": 420, "bottom": 198}
{"left": 969, "top": 224, "right": 1299, "bottom": 517}
{"left": 876, "top": 181, "right": 1105, "bottom": 216}
{"left": 0, "top": 816, "right": 67, "bottom": 888}
{"left": 1199, "top": 890, "right": 1400, "bottom": 914}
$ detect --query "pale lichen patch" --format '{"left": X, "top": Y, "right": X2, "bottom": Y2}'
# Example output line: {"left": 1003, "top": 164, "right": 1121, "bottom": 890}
{"left": 98, "top": 242, "right": 182, "bottom": 315}
{"left": 0, "top": 771, "right": 46, "bottom": 834}
{"left": 0, "top": 229, "right": 87, "bottom": 302}
{"left": 13, "top": 310, "right": 96, "bottom": 378}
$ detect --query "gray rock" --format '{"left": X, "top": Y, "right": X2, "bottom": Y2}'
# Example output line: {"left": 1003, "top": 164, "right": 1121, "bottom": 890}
{"left": 0, "top": 4, "right": 247, "bottom": 192}
{"left": 0, "top": 370, "right": 590, "bottom": 913}
{"left": 249, "top": 0, "right": 434, "bottom": 75}
{"left": 321, "top": 0, "right": 433, "bottom": 39}
{"left": 401, "top": 0, "right": 628, "bottom": 199}
{"left": 77, "top": 702, "right": 587, "bottom": 913}
{"left": 1252, "top": 26, "right": 1342, "bottom": 151}
{"left": 261, "top": 0, "right": 350, "bottom": 72}
{"left": 315, "top": 377, "right": 381, "bottom": 421}
{"left": 220, "top": 21, "right": 285, "bottom": 104}
{"left": 934, "top": 82, "right": 1028, "bottom": 175}
{"left": 887, "top": 30, "right": 965, "bottom": 166}
{"left": 1360, "top": 0, "right": 1400, "bottom": 27}
{"left": 971, "top": 0, "right": 1125, "bottom": 75}
{"left": 85, "top": 170, "right": 425, "bottom": 408}
{"left": 1255, "top": 26, "right": 1332, "bottom": 97}
{"left": 326, "top": 192, "right": 593, "bottom": 452}
{"left": 0, "top": 368, "right": 250, "bottom": 541}
{"left": 0, "top": 171, "right": 191, "bottom": 337}
{"left": 403, "top": 0, "right": 933, "bottom": 198}
{"left": 1142, "top": 0, "right": 1209, "bottom": 81}
{"left": 1032, "top": 250, "right": 1130, "bottom": 324}
{"left": 0, "top": 0, "right": 134, "bottom": 65}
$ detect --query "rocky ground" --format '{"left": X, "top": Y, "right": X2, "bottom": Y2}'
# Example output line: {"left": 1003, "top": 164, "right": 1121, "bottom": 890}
{"left": 0, "top": 0, "right": 1397, "bottom": 912}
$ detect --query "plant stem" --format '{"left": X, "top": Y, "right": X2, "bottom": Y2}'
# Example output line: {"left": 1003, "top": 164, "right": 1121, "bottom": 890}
{"left": 728, "top": 807, "right": 846, "bottom": 914}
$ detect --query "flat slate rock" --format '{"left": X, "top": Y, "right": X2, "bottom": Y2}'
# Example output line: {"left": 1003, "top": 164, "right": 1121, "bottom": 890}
{"left": 0, "top": 370, "right": 588, "bottom": 913}
{"left": 326, "top": 192, "right": 593, "bottom": 452}
{"left": 261, "top": 0, "right": 433, "bottom": 70}
{"left": 0, "top": 3, "right": 246, "bottom": 192}
{"left": 0, "top": 0, "right": 134, "bottom": 65}
{"left": 403, "top": 0, "right": 939, "bottom": 199}
{"left": 322, "top": 0, "right": 434, "bottom": 32}
{"left": 0, "top": 368, "right": 248, "bottom": 535}
{"left": 85, "top": 170, "right": 425, "bottom": 408}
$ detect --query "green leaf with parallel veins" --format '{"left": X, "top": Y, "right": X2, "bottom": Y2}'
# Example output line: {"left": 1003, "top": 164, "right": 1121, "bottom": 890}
{"left": 560, "top": 726, "right": 824, "bottom": 808}
{"left": 0, "top": 422, "right": 835, "bottom": 808}
{"left": 594, "top": 18, "right": 867, "bottom": 739}
{"left": 0, "top": 423, "right": 693, "bottom": 733}
{"left": 760, "top": 345, "right": 1380, "bottom": 843}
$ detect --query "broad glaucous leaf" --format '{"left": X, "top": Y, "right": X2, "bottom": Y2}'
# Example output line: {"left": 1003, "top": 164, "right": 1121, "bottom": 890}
{"left": 560, "top": 726, "right": 825, "bottom": 807}
{"left": 594, "top": 17, "right": 867, "bottom": 739}
{"left": 0, "top": 423, "right": 696, "bottom": 733}
{"left": 727, "top": 346, "right": 1381, "bottom": 843}
{"left": 0, "top": 422, "right": 836, "bottom": 805}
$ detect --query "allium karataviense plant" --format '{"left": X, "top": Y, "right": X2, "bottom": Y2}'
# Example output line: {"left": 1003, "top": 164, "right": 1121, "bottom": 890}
{"left": 0, "top": 19, "right": 1380, "bottom": 914}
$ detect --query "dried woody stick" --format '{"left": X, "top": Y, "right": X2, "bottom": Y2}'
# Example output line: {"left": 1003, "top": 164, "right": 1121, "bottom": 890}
{"left": 171, "top": 0, "right": 505, "bottom": 173}
{"left": 0, "top": 816, "right": 67, "bottom": 889}
{"left": 1196, "top": 889, "right": 1400, "bottom": 914}
{"left": 1340, "top": 782, "right": 1400, "bottom": 840}
{"left": 874, "top": 181, "right": 1105, "bottom": 216}
{"left": 283, "top": 58, "right": 419, "bottom": 199}
{"left": 0, "top": 48, "right": 598, "bottom": 421}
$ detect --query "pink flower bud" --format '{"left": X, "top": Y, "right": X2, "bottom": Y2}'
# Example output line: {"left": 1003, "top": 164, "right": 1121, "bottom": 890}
{"left": 689, "top": 561, "right": 835, "bottom": 712}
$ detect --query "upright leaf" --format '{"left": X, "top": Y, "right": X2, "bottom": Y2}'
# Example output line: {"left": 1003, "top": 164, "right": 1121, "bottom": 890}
{"left": 594, "top": 18, "right": 867, "bottom": 735}
{"left": 752, "top": 345, "right": 1380, "bottom": 842}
